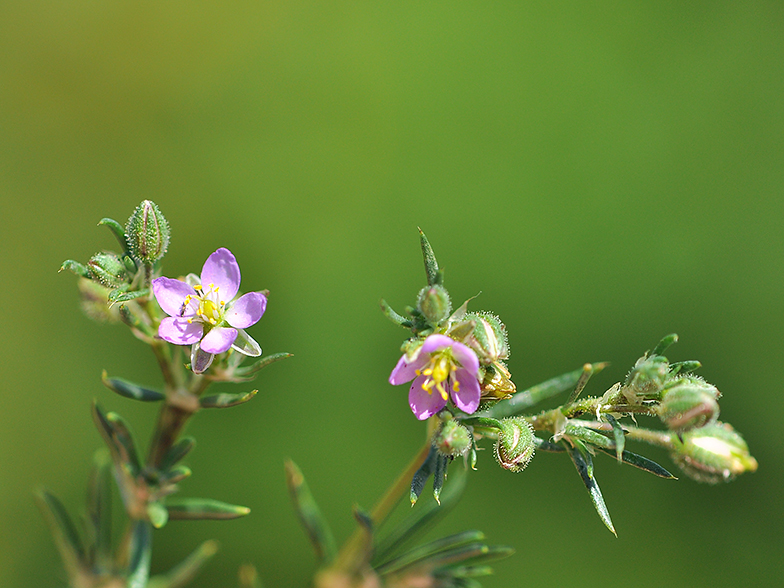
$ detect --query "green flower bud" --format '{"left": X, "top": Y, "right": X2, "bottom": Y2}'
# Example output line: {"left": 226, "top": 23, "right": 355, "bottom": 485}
{"left": 658, "top": 376, "right": 720, "bottom": 432}
{"left": 432, "top": 419, "right": 471, "bottom": 457}
{"left": 87, "top": 252, "right": 131, "bottom": 288}
{"left": 125, "top": 200, "right": 170, "bottom": 263}
{"left": 623, "top": 354, "right": 669, "bottom": 402}
{"left": 464, "top": 311, "right": 509, "bottom": 364}
{"left": 495, "top": 417, "right": 535, "bottom": 472}
{"left": 670, "top": 422, "right": 758, "bottom": 484}
{"left": 416, "top": 285, "right": 452, "bottom": 325}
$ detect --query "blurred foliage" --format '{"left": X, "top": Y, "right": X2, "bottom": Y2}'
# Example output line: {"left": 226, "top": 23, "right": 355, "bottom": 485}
{"left": 1, "top": 1, "right": 782, "bottom": 587}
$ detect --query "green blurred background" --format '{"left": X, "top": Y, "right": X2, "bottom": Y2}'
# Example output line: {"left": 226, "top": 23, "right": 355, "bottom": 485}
{"left": 2, "top": 1, "right": 783, "bottom": 586}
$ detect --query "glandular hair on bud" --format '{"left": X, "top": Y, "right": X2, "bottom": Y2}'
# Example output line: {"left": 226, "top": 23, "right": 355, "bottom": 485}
{"left": 125, "top": 200, "right": 170, "bottom": 263}
{"left": 495, "top": 417, "right": 535, "bottom": 472}
{"left": 432, "top": 419, "right": 471, "bottom": 457}
{"left": 658, "top": 376, "right": 720, "bottom": 432}
{"left": 87, "top": 252, "right": 131, "bottom": 288}
{"left": 417, "top": 285, "right": 452, "bottom": 326}
{"left": 464, "top": 311, "right": 509, "bottom": 364}
{"left": 670, "top": 422, "right": 757, "bottom": 484}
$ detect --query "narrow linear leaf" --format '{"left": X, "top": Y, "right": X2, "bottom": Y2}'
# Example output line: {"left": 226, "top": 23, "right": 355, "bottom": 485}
{"left": 200, "top": 390, "right": 257, "bottom": 409}
{"left": 594, "top": 446, "right": 677, "bottom": 479}
{"left": 159, "top": 437, "right": 196, "bottom": 471}
{"left": 376, "top": 531, "right": 486, "bottom": 576}
{"left": 533, "top": 436, "right": 566, "bottom": 452}
{"left": 432, "top": 455, "right": 449, "bottom": 505}
{"left": 670, "top": 360, "right": 701, "bottom": 375}
{"left": 564, "top": 424, "right": 615, "bottom": 450}
{"left": 109, "top": 288, "right": 149, "bottom": 304}
{"left": 98, "top": 217, "right": 129, "bottom": 250}
{"left": 652, "top": 333, "right": 679, "bottom": 357}
{"left": 239, "top": 352, "right": 294, "bottom": 376}
{"left": 483, "top": 363, "right": 609, "bottom": 418}
{"left": 158, "top": 465, "right": 192, "bottom": 486}
{"left": 419, "top": 228, "right": 440, "bottom": 286}
{"left": 86, "top": 450, "right": 113, "bottom": 572}
{"left": 147, "top": 540, "right": 219, "bottom": 588}
{"left": 435, "top": 564, "right": 494, "bottom": 578}
{"left": 605, "top": 415, "right": 626, "bottom": 462}
{"left": 35, "top": 489, "right": 85, "bottom": 576}
{"left": 284, "top": 460, "right": 337, "bottom": 564}
{"left": 59, "top": 259, "right": 91, "bottom": 278}
{"left": 410, "top": 446, "right": 437, "bottom": 506}
{"left": 166, "top": 498, "right": 250, "bottom": 521}
{"left": 102, "top": 371, "right": 165, "bottom": 402}
{"left": 92, "top": 402, "right": 142, "bottom": 476}
{"left": 566, "top": 364, "right": 594, "bottom": 405}
{"left": 566, "top": 443, "right": 616, "bottom": 536}
{"left": 106, "top": 412, "right": 142, "bottom": 475}
{"left": 380, "top": 299, "right": 412, "bottom": 327}
{"left": 127, "top": 521, "right": 153, "bottom": 588}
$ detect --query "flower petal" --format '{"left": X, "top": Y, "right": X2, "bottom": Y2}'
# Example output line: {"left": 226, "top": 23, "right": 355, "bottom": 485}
{"left": 420, "top": 334, "right": 456, "bottom": 355}
{"left": 226, "top": 292, "right": 267, "bottom": 329}
{"left": 450, "top": 341, "right": 479, "bottom": 375}
{"left": 451, "top": 369, "right": 481, "bottom": 414}
{"left": 152, "top": 278, "right": 197, "bottom": 317}
{"left": 232, "top": 328, "right": 261, "bottom": 356}
{"left": 408, "top": 375, "right": 447, "bottom": 420}
{"left": 158, "top": 317, "right": 203, "bottom": 345}
{"left": 389, "top": 350, "right": 428, "bottom": 385}
{"left": 200, "top": 248, "right": 240, "bottom": 302}
{"left": 200, "top": 326, "right": 238, "bottom": 354}
{"left": 191, "top": 343, "right": 214, "bottom": 374}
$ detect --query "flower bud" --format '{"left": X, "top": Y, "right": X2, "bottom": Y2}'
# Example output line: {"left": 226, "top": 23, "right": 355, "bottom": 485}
{"left": 125, "top": 200, "right": 170, "bottom": 263}
{"left": 416, "top": 285, "right": 451, "bottom": 325}
{"left": 670, "top": 422, "right": 758, "bottom": 484}
{"left": 623, "top": 354, "right": 669, "bottom": 402}
{"left": 658, "top": 376, "right": 720, "bottom": 432}
{"left": 432, "top": 419, "right": 471, "bottom": 457}
{"left": 87, "top": 252, "right": 131, "bottom": 288}
{"left": 495, "top": 417, "right": 535, "bottom": 472}
{"left": 464, "top": 312, "right": 509, "bottom": 364}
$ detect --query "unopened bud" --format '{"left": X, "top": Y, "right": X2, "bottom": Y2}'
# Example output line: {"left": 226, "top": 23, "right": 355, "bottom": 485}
{"left": 495, "top": 417, "right": 535, "bottom": 472}
{"left": 670, "top": 422, "right": 757, "bottom": 484}
{"left": 417, "top": 285, "right": 451, "bottom": 325}
{"left": 432, "top": 419, "right": 471, "bottom": 457}
{"left": 464, "top": 312, "right": 509, "bottom": 364}
{"left": 125, "top": 200, "right": 170, "bottom": 263}
{"left": 87, "top": 252, "right": 131, "bottom": 288}
{"left": 623, "top": 354, "right": 669, "bottom": 402}
{"left": 658, "top": 376, "right": 720, "bottom": 432}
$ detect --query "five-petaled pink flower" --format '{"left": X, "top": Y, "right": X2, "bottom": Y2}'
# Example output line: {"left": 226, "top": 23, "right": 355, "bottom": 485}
{"left": 389, "top": 334, "right": 481, "bottom": 420}
{"left": 152, "top": 248, "right": 267, "bottom": 373}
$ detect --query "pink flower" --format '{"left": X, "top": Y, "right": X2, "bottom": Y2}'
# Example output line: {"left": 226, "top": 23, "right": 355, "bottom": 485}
{"left": 152, "top": 248, "right": 267, "bottom": 373}
{"left": 389, "top": 334, "right": 481, "bottom": 420}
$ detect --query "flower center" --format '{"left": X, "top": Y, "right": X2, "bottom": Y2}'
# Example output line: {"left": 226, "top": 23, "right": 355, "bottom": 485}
{"left": 416, "top": 351, "right": 460, "bottom": 401}
{"left": 183, "top": 283, "right": 226, "bottom": 326}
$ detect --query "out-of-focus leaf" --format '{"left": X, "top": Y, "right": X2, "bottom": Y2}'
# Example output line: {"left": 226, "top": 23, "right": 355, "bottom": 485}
{"left": 376, "top": 531, "right": 485, "bottom": 576}
{"left": 652, "top": 333, "right": 678, "bottom": 357}
{"left": 159, "top": 437, "right": 196, "bottom": 472}
{"left": 127, "top": 521, "right": 152, "bottom": 588}
{"left": 285, "top": 460, "right": 337, "bottom": 564}
{"left": 102, "top": 371, "right": 165, "bottom": 402}
{"left": 166, "top": 498, "right": 250, "bottom": 520}
{"left": 92, "top": 402, "right": 142, "bottom": 475}
{"left": 147, "top": 502, "right": 169, "bottom": 529}
{"left": 238, "top": 352, "right": 294, "bottom": 376}
{"left": 147, "top": 541, "right": 219, "bottom": 588}
{"left": 199, "top": 389, "right": 257, "bottom": 409}
{"left": 35, "top": 489, "right": 85, "bottom": 577}
{"left": 86, "top": 450, "right": 113, "bottom": 572}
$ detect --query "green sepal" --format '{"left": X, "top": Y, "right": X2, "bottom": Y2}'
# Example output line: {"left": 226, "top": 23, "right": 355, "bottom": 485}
{"left": 482, "top": 362, "right": 609, "bottom": 419}
{"left": 102, "top": 371, "right": 165, "bottom": 402}
{"left": 147, "top": 502, "right": 169, "bottom": 529}
{"left": 158, "top": 465, "right": 192, "bottom": 486}
{"left": 432, "top": 454, "right": 449, "bottom": 504}
{"left": 98, "top": 217, "right": 129, "bottom": 251}
{"left": 566, "top": 441, "right": 616, "bottom": 536}
{"left": 237, "top": 352, "right": 294, "bottom": 377}
{"left": 127, "top": 521, "right": 152, "bottom": 588}
{"left": 373, "top": 466, "right": 467, "bottom": 565}
{"left": 419, "top": 228, "right": 441, "bottom": 286}
{"left": 375, "top": 530, "right": 485, "bottom": 576}
{"left": 594, "top": 446, "right": 677, "bottom": 479}
{"left": 109, "top": 288, "right": 149, "bottom": 304}
{"left": 35, "top": 489, "right": 85, "bottom": 577}
{"left": 605, "top": 414, "right": 626, "bottom": 462}
{"left": 92, "top": 402, "right": 142, "bottom": 476}
{"left": 199, "top": 389, "right": 257, "bottom": 409}
{"left": 380, "top": 299, "right": 413, "bottom": 327}
{"left": 59, "top": 259, "right": 92, "bottom": 278}
{"left": 670, "top": 360, "right": 702, "bottom": 375}
{"left": 147, "top": 541, "right": 219, "bottom": 588}
{"left": 165, "top": 498, "right": 250, "bottom": 520}
{"left": 652, "top": 333, "right": 679, "bottom": 357}
{"left": 410, "top": 446, "right": 437, "bottom": 506}
{"left": 159, "top": 437, "right": 196, "bottom": 471}
{"left": 86, "top": 450, "right": 113, "bottom": 572}
{"left": 284, "top": 460, "right": 338, "bottom": 564}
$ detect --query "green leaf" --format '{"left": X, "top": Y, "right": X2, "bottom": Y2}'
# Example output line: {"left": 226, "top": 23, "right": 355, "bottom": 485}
{"left": 432, "top": 454, "right": 449, "bottom": 504}
{"left": 109, "top": 288, "right": 149, "bottom": 304}
{"left": 419, "top": 228, "right": 440, "bottom": 286}
{"left": 147, "top": 540, "right": 219, "bottom": 588}
{"left": 605, "top": 414, "right": 626, "bottom": 462}
{"left": 375, "top": 531, "right": 486, "bottom": 576}
{"left": 86, "top": 450, "right": 113, "bottom": 572}
{"left": 380, "top": 298, "right": 412, "bottom": 327}
{"left": 284, "top": 460, "right": 338, "bottom": 564}
{"left": 158, "top": 465, "right": 192, "bottom": 486}
{"left": 148, "top": 502, "right": 169, "bottom": 529}
{"left": 98, "top": 217, "right": 129, "bottom": 250}
{"left": 652, "top": 333, "right": 679, "bottom": 357}
{"left": 35, "top": 489, "right": 85, "bottom": 577}
{"left": 59, "top": 259, "right": 91, "bottom": 278}
{"left": 566, "top": 363, "right": 595, "bottom": 404}
{"left": 594, "top": 446, "right": 677, "bottom": 479}
{"left": 102, "top": 371, "right": 165, "bottom": 402}
{"left": 482, "top": 363, "right": 609, "bottom": 419}
{"left": 199, "top": 389, "right": 257, "bottom": 409}
{"left": 127, "top": 521, "right": 152, "bottom": 588}
{"left": 410, "top": 446, "right": 437, "bottom": 506}
{"left": 159, "top": 436, "right": 196, "bottom": 471}
{"left": 566, "top": 442, "right": 616, "bottom": 536}
{"left": 533, "top": 436, "right": 566, "bottom": 452}
{"left": 166, "top": 498, "right": 250, "bottom": 521}
{"left": 238, "top": 352, "right": 294, "bottom": 376}
{"left": 670, "top": 360, "right": 702, "bottom": 375}
{"left": 92, "top": 402, "right": 142, "bottom": 476}
{"left": 564, "top": 423, "right": 615, "bottom": 450}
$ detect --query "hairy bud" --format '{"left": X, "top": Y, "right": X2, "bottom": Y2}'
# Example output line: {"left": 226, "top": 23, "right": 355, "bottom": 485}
{"left": 464, "top": 311, "right": 509, "bottom": 364}
{"left": 432, "top": 419, "right": 471, "bottom": 457}
{"left": 495, "top": 417, "right": 535, "bottom": 472}
{"left": 125, "top": 200, "right": 170, "bottom": 263}
{"left": 670, "top": 422, "right": 757, "bottom": 484}
{"left": 87, "top": 252, "right": 131, "bottom": 288}
{"left": 417, "top": 285, "right": 452, "bottom": 326}
{"left": 658, "top": 376, "right": 720, "bottom": 432}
